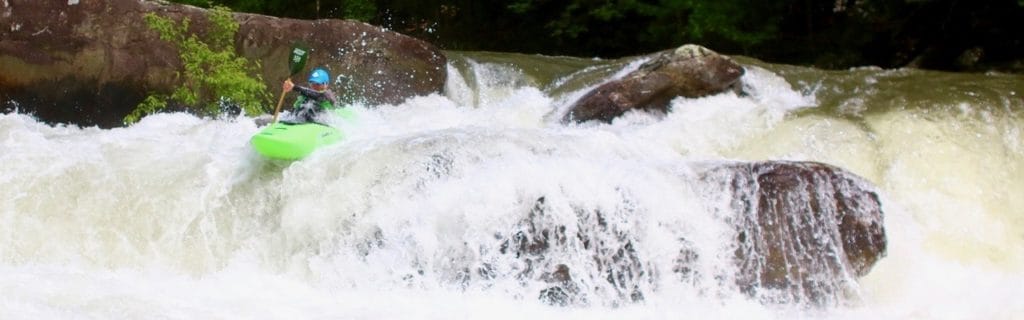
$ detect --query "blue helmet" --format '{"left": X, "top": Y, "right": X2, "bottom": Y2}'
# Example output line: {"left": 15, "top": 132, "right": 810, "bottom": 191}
{"left": 309, "top": 68, "right": 330, "bottom": 85}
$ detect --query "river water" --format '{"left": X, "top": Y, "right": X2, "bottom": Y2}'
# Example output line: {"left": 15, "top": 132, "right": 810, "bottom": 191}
{"left": 1, "top": 51, "right": 1022, "bottom": 319}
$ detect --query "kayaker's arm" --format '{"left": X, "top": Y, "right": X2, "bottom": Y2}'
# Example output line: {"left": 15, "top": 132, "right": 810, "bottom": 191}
{"left": 291, "top": 85, "right": 338, "bottom": 108}
{"left": 291, "top": 85, "right": 325, "bottom": 100}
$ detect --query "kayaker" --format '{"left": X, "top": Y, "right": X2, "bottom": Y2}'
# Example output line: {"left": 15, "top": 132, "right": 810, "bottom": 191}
{"left": 282, "top": 67, "right": 337, "bottom": 123}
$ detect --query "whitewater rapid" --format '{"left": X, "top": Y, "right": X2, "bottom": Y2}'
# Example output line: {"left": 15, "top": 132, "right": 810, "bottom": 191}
{"left": 1, "top": 56, "right": 1022, "bottom": 319}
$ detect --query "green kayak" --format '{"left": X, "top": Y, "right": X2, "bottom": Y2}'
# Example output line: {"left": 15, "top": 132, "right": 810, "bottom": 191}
{"left": 251, "top": 107, "right": 356, "bottom": 160}
{"left": 250, "top": 121, "right": 343, "bottom": 160}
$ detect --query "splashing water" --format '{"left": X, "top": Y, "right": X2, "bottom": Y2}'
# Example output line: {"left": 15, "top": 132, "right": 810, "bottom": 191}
{"left": 1, "top": 53, "right": 1023, "bottom": 319}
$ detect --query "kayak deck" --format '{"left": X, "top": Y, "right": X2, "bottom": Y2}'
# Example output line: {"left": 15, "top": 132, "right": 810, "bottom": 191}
{"left": 250, "top": 121, "right": 343, "bottom": 160}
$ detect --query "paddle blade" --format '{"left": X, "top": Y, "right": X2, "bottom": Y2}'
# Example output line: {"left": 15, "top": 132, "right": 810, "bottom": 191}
{"left": 289, "top": 44, "right": 309, "bottom": 76}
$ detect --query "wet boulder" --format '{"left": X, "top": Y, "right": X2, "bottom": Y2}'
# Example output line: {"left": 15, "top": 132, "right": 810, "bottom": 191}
{"left": 694, "top": 161, "right": 887, "bottom": 305}
{"left": 493, "top": 161, "right": 885, "bottom": 306}
{"left": 0, "top": 0, "right": 446, "bottom": 128}
{"left": 497, "top": 196, "right": 651, "bottom": 306}
{"left": 562, "top": 44, "right": 744, "bottom": 123}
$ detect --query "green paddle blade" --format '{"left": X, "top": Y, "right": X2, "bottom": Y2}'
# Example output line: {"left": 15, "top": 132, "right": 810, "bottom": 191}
{"left": 289, "top": 44, "right": 309, "bottom": 76}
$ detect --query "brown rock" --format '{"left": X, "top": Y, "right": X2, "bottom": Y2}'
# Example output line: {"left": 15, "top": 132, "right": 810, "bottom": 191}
{"left": 696, "top": 161, "right": 887, "bottom": 305}
{"left": 0, "top": 0, "right": 446, "bottom": 127}
{"left": 562, "top": 44, "right": 744, "bottom": 123}
{"left": 495, "top": 161, "right": 885, "bottom": 306}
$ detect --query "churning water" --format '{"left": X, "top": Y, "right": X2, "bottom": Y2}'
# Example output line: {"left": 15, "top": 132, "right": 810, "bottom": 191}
{"left": 1, "top": 52, "right": 1022, "bottom": 319}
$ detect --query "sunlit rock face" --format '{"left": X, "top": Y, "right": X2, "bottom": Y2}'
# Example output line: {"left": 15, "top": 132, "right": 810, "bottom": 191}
{"left": 562, "top": 44, "right": 745, "bottom": 124}
{"left": 0, "top": 0, "right": 446, "bottom": 127}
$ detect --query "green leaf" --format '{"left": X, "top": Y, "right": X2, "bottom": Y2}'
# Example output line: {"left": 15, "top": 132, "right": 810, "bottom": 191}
{"left": 127, "top": 6, "right": 269, "bottom": 124}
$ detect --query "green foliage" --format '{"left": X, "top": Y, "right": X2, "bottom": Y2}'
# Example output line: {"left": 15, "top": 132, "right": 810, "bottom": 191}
{"left": 507, "top": 0, "right": 781, "bottom": 54}
{"left": 168, "top": 0, "right": 377, "bottom": 21}
{"left": 126, "top": 6, "right": 269, "bottom": 124}
{"left": 167, "top": 0, "right": 210, "bottom": 7}
{"left": 158, "top": 0, "right": 1024, "bottom": 70}
{"left": 124, "top": 96, "right": 168, "bottom": 124}
{"left": 340, "top": 0, "right": 377, "bottom": 21}
{"left": 665, "top": 0, "right": 780, "bottom": 47}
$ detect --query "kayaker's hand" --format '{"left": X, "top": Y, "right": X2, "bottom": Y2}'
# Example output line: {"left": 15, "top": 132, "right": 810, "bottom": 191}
{"left": 282, "top": 78, "right": 294, "bottom": 92}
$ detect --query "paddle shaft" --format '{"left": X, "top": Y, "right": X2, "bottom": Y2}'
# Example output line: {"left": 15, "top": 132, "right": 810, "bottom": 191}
{"left": 271, "top": 78, "right": 290, "bottom": 123}
{"left": 272, "top": 44, "right": 309, "bottom": 123}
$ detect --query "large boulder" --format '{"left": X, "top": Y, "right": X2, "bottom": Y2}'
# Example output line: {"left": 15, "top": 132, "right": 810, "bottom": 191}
{"left": 562, "top": 44, "right": 744, "bottom": 123}
{"left": 495, "top": 161, "right": 885, "bottom": 306}
{"left": 0, "top": 0, "right": 446, "bottom": 128}
{"left": 696, "top": 161, "right": 887, "bottom": 305}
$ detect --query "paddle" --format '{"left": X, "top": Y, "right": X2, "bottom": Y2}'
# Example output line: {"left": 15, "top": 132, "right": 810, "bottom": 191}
{"left": 271, "top": 43, "right": 310, "bottom": 123}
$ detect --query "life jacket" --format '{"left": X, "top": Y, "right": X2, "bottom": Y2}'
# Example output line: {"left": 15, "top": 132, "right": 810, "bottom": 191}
{"left": 288, "top": 86, "right": 338, "bottom": 124}
{"left": 293, "top": 94, "right": 335, "bottom": 111}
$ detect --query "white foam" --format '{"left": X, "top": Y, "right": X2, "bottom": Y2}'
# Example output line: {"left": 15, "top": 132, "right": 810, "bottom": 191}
{"left": 1, "top": 60, "right": 1022, "bottom": 318}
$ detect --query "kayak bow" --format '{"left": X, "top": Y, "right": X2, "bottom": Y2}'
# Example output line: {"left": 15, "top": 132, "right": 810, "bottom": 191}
{"left": 250, "top": 121, "right": 343, "bottom": 160}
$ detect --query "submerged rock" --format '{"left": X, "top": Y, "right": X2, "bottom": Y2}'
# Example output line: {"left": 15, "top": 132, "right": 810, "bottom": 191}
{"left": 495, "top": 161, "right": 885, "bottom": 306}
{"left": 0, "top": 0, "right": 446, "bottom": 127}
{"left": 562, "top": 44, "right": 745, "bottom": 124}
{"left": 498, "top": 196, "right": 651, "bottom": 307}
{"left": 697, "top": 161, "right": 887, "bottom": 305}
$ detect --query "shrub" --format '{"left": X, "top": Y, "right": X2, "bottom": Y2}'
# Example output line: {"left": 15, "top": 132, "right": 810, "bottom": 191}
{"left": 125, "top": 6, "right": 269, "bottom": 124}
